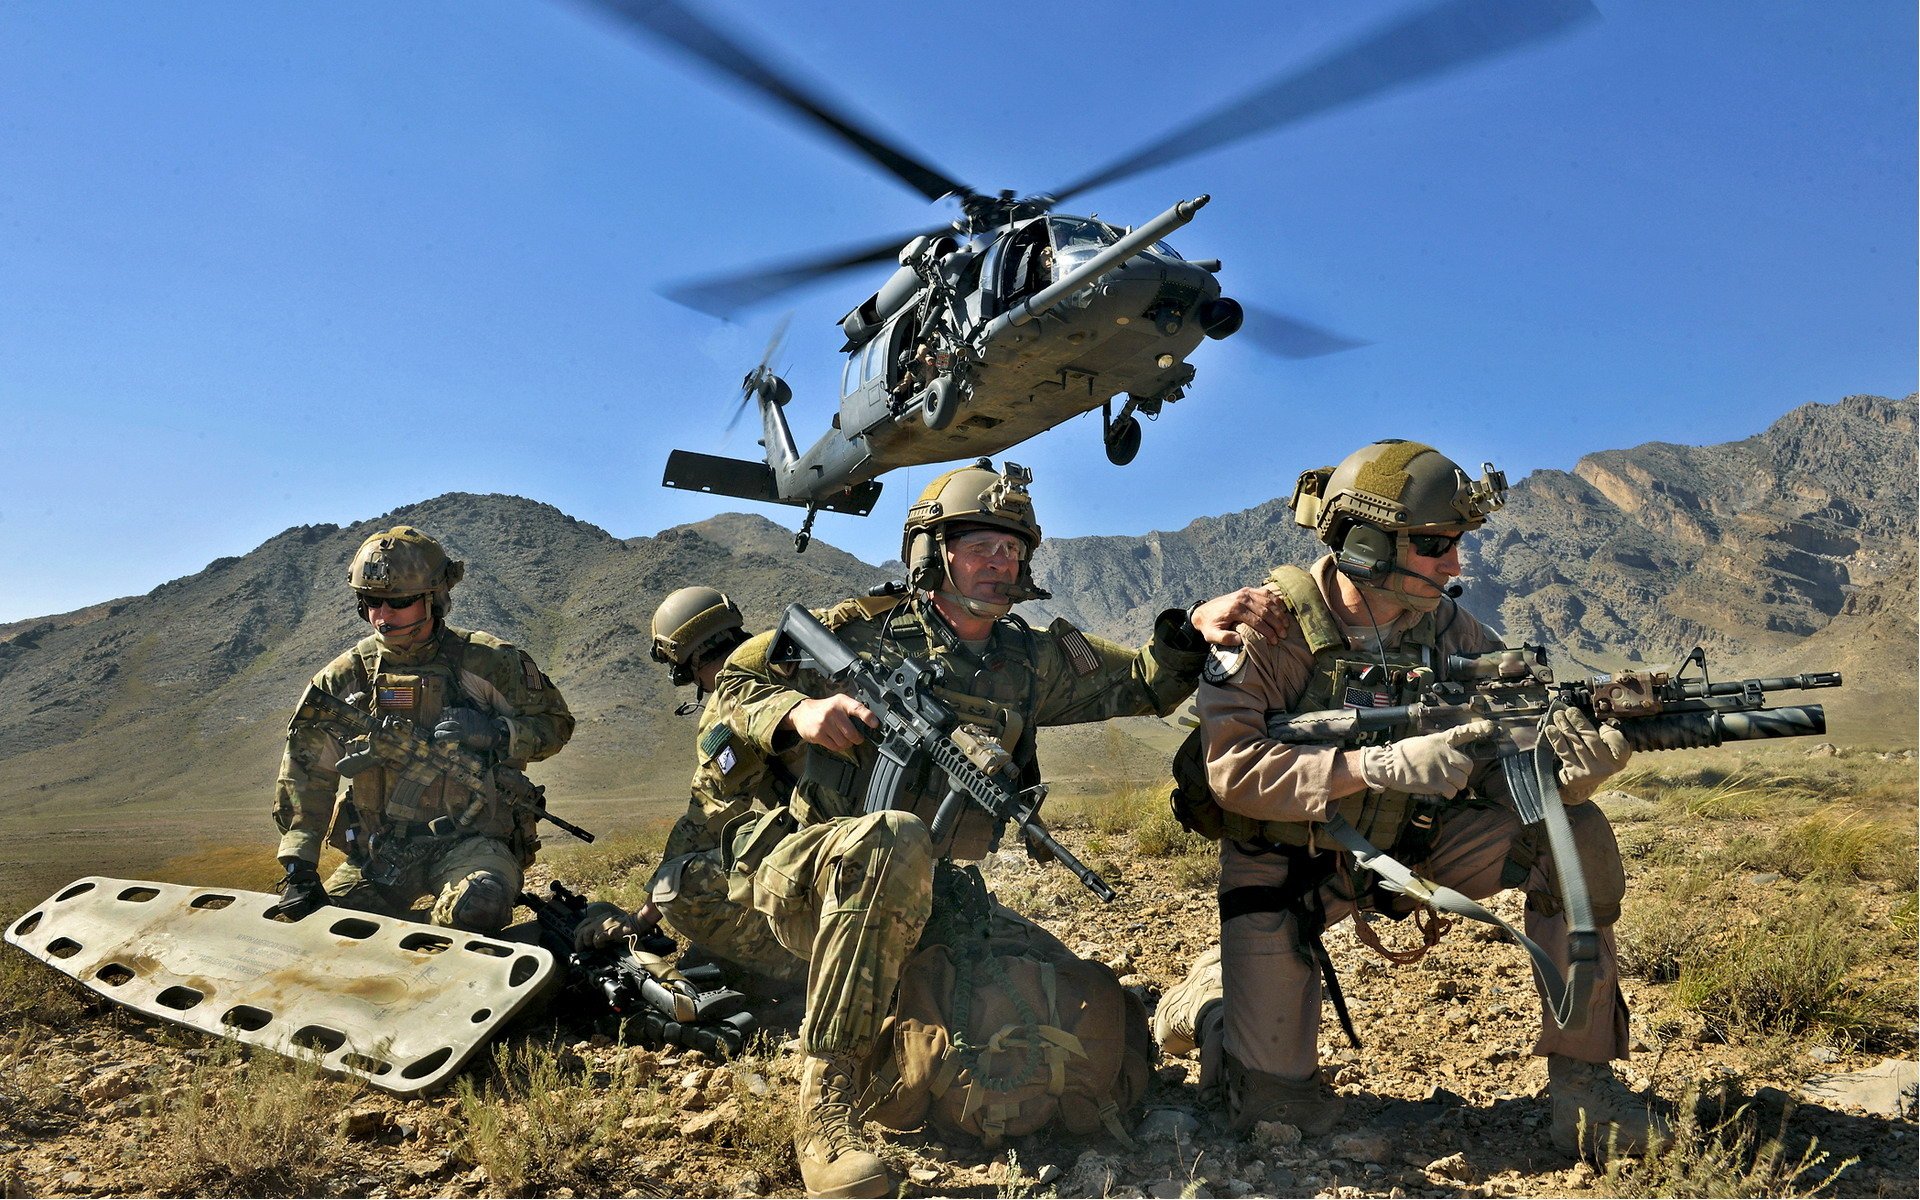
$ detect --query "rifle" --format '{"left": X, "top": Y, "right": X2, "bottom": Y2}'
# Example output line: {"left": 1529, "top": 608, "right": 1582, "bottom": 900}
{"left": 291, "top": 683, "right": 594, "bottom": 844}
{"left": 1263, "top": 645, "right": 1840, "bottom": 1032}
{"left": 769, "top": 603, "right": 1116, "bottom": 901}
{"left": 519, "top": 881, "right": 755, "bottom": 1059}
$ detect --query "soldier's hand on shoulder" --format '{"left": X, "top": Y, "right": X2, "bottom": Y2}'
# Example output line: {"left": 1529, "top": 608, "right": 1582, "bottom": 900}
{"left": 1189, "top": 586, "right": 1291, "bottom": 648}
{"left": 433, "top": 706, "right": 507, "bottom": 752}
{"left": 784, "top": 694, "right": 879, "bottom": 752}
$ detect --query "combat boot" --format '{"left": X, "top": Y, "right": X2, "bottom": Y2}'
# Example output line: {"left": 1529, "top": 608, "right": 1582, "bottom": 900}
{"left": 793, "top": 1054, "right": 889, "bottom": 1199}
{"left": 1153, "top": 945, "right": 1222, "bottom": 1056}
{"left": 1225, "top": 1052, "right": 1345, "bottom": 1136}
{"left": 1547, "top": 1054, "right": 1670, "bottom": 1157}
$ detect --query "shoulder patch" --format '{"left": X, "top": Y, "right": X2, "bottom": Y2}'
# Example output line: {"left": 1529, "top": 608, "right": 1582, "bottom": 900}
{"left": 699, "top": 723, "right": 732, "bottom": 760}
{"left": 518, "top": 650, "right": 541, "bottom": 692}
{"left": 1047, "top": 618, "right": 1100, "bottom": 677}
{"left": 1202, "top": 646, "right": 1246, "bottom": 686}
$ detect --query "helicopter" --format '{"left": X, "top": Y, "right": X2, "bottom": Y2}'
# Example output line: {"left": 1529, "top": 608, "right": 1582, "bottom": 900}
{"left": 580, "top": 0, "right": 1598, "bottom": 549}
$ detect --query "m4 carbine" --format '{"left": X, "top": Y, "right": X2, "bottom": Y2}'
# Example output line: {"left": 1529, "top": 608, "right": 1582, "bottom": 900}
{"left": 291, "top": 683, "right": 594, "bottom": 844}
{"left": 769, "top": 603, "right": 1115, "bottom": 901}
{"left": 1266, "top": 645, "right": 1839, "bottom": 821}
{"left": 519, "top": 881, "right": 755, "bottom": 1060}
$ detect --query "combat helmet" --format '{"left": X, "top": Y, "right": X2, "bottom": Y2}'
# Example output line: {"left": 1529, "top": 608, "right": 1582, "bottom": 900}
{"left": 650, "top": 586, "right": 747, "bottom": 687}
{"left": 1289, "top": 440, "right": 1505, "bottom": 603}
{"left": 902, "top": 459, "right": 1051, "bottom": 614}
{"left": 348, "top": 526, "right": 465, "bottom": 617}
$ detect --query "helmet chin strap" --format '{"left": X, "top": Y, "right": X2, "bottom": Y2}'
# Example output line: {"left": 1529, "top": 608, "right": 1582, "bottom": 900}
{"left": 935, "top": 588, "right": 1014, "bottom": 620}
{"left": 373, "top": 611, "right": 434, "bottom": 644}
{"left": 1373, "top": 563, "right": 1462, "bottom": 613}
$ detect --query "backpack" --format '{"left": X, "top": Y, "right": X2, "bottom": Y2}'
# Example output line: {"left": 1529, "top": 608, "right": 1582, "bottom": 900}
{"left": 862, "top": 928, "right": 1152, "bottom": 1148}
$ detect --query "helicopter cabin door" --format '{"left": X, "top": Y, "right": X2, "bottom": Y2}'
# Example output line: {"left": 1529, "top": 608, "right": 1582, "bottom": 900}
{"left": 838, "top": 309, "right": 926, "bottom": 436}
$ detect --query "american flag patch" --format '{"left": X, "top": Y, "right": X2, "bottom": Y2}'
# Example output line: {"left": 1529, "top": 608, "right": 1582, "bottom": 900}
{"left": 376, "top": 685, "right": 416, "bottom": 709}
{"left": 1343, "top": 685, "right": 1390, "bottom": 709}
{"left": 1050, "top": 618, "right": 1100, "bottom": 677}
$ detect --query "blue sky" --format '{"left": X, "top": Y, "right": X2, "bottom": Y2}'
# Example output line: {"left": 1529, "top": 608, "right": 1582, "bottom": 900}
{"left": 1, "top": 1, "right": 1912, "bottom": 622}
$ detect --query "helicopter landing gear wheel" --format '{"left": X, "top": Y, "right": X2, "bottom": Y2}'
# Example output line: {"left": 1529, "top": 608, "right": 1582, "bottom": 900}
{"left": 794, "top": 504, "right": 818, "bottom": 553}
{"left": 1104, "top": 415, "right": 1142, "bottom": 465}
{"left": 919, "top": 377, "right": 959, "bottom": 431}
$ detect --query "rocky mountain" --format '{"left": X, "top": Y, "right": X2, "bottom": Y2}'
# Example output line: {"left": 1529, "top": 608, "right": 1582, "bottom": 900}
{"left": 1029, "top": 394, "right": 1916, "bottom": 739}
{"left": 1, "top": 395, "right": 1911, "bottom": 894}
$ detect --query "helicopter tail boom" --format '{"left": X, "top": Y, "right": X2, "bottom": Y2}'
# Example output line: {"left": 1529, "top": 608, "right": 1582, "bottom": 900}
{"left": 662, "top": 450, "right": 884, "bottom": 516}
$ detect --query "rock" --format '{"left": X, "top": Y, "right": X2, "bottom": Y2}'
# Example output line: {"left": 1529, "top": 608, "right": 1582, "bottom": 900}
{"left": 1808, "top": 1046, "right": 1840, "bottom": 1064}
{"left": 679, "top": 1067, "right": 708, "bottom": 1091}
{"left": 1250, "top": 1120, "right": 1301, "bottom": 1149}
{"left": 1427, "top": 1153, "right": 1474, "bottom": 1183}
{"left": 1330, "top": 1130, "right": 1394, "bottom": 1165}
{"left": 681, "top": 1098, "right": 743, "bottom": 1140}
{"left": 908, "top": 1166, "right": 942, "bottom": 1184}
{"left": 1805, "top": 742, "right": 1840, "bottom": 757}
{"left": 1105, "top": 949, "right": 1135, "bottom": 973}
{"left": 1135, "top": 1107, "right": 1201, "bottom": 1142}
{"left": 733, "top": 1070, "right": 771, "bottom": 1098}
{"left": 731, "top": 1170, "right": 766, "bottom": 1195}
{"left": 1802, "top": 1059, "right": 1919, "bottom": 1119}
{"left": 339, "top": 1106, "right": 391, "bottom": 1139}
{"left": 1067, "top": 1150, "right": 1124, "bottom": 1197}
{"left": 679, "top": 1086, "right": 711, "bottom": 1112}
{"left": 1745, "top": 871, "right": 1783, "bottom": 885}
{"left": 80, "top": 1064, "right": 141, "bottom": 1105}
{"left": 1036, "top": 1163, "right": 1062, "bottom": 1185}
{"left": 1147, "top": 1182, "right": 1209, "bottom": 1199}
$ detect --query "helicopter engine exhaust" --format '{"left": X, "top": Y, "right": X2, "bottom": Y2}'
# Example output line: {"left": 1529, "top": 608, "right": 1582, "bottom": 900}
{"left": 1200, "top": 297, "right": 1244, "bottom": 340}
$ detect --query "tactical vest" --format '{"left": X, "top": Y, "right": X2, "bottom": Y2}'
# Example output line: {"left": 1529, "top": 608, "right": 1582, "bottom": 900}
{"left": 341, "top": 629, "right": 513, "bottom": 837}
{"left": 792, "top": 595, "right": 1039, "bottom": 862}
{"left": 1169, "top": 565, "right": 1440, "bottom": 852}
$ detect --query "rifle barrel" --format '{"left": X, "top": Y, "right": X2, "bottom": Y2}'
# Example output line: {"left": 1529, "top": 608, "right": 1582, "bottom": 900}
{"left": 1621, "top": 705, "right": 1826, "bottom": 752}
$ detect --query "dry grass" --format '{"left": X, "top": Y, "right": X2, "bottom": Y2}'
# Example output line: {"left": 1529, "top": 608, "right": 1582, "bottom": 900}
{"left": 143, "top": 1043, "right": 353, "bottom": 1196}
{"left": 1616, "top": 751, "right": 1917, "bottom": 1052}
{"left": 1600, "top": 1088, "right": 1858, "bottom": 1198}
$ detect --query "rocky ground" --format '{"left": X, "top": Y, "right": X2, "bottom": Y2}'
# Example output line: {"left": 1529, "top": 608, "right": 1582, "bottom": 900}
{"left": 5, "top": 814, "right": 1916, "bottom": 1200}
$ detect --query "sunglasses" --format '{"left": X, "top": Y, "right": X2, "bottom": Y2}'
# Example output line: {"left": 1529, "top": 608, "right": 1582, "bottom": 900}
{"left": 1405, "top": 532, "right": 1464, "bottom": 558}
{"left": 362, "top": 593, "right": 425, "bottom": 611}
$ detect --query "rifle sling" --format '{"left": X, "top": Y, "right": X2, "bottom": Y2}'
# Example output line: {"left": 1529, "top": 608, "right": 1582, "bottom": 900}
{"left": 1321, "top": 810, "right": 1594, "bottom": 1033}
{"left": 1220, "top": 863, "right": 1362, "bottom": 1050}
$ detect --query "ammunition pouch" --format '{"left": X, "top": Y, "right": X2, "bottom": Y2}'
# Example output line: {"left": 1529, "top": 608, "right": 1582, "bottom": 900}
{"left": 725, "top": 805, "right": 798, "bottom": 876}
{"left": 1168, "top": 726, "right": 1420, "bottom": 852}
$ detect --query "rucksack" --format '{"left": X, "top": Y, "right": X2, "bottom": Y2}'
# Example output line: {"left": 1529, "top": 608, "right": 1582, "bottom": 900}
{"left": 862, "top": 928, "right": 1152, "bottom": 1148}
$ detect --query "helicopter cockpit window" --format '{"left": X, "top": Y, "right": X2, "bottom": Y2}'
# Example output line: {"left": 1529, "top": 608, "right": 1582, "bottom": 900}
{"left": 1050, "top": 217, "right": 1120, "bottom": 252}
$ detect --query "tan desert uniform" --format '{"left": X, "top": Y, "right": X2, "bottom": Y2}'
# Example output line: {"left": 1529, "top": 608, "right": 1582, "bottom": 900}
{"left": 1163, "top": 555, "right": 1628, "bottom": 1090}
{"left": 713, "top": 590, "right": 1209, "bottom": 1059}
{"left": 272, "top": 624, "right": 574, "bottom": 931}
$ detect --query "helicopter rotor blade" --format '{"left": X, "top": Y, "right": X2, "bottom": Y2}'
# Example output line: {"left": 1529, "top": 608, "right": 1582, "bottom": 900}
{"left": 1235, "top": 305, "right": 1371, "bottom": 359}
{"left": 577, "top": 0, "right": 970, "bottom": 204}
{"left": 1048, "top": 0, "right": 1597, "bottom": 203}
{"left": 663, "top": 227, "right": 946, "bottom": 316}
{"left": 724, "top": 312, "right": 791, "bottom": 434}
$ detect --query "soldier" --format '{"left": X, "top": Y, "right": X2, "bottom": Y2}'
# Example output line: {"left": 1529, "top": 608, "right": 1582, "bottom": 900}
{"left": 576, "top": 588, "right": 803, "bottom": 987}
{"left": 269, "top": 526, "right": 574, "bottom": 933}
{"left": 711, "top": 460, "right": 1287, "bottom": 1199}
{"left": 1155, "top": 439, "right": 1661, "bottom": 1157}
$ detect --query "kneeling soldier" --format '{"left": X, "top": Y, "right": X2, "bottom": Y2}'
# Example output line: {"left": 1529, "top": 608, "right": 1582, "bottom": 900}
{"left": 1158, "top": 439, "right": 1663, "bottom": 1157}
{"left": 269, "top": 526, "right": 574, "bottom": 933}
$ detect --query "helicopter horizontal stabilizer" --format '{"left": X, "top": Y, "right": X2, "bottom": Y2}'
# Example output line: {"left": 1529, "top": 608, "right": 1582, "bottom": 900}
{"left": 663, "top": 449, "right": 883, "bottom": 516}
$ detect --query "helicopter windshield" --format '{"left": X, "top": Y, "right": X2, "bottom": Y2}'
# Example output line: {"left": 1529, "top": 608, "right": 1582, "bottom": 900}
{"left": 1049, "top": 217, "right": 1120, "bottom": 251}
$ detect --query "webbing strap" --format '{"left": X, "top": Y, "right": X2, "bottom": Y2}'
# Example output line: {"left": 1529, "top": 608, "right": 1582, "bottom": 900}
{"left": 1219, "top": 870, "right": 1362, "bottom": 1050}
{"left": 1321, "top": 810, "right": 1593, "bottom": 1032}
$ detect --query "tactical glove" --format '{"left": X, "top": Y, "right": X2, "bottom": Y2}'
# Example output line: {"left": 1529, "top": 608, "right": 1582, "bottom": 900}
{"left": 433, "top": 706, "right": 508, "bottom": 752}
{"left": 1543, "top": 707, "right": 1632, "bottom": 805}
{"left": 265, "top": 859, "right": 329, "bottom": 921}
{"left": 1358, "top": 719, "right": 1494, "bottom": 796}
{"left": 573, "top": 901, "right": 653, "bottom": 953}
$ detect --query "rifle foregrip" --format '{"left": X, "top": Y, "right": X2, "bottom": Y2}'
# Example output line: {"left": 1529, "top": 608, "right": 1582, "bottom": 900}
{"left": 1622, "top": 705, "right": 1826, "bottom": 751}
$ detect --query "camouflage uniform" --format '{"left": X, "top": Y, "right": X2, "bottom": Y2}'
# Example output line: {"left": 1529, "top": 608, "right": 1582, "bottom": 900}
{"left": 272, "top": 623, "right": 574, "bottom": 932}
{"left": 713, "top": 589, "right": 1209, "bottom": 1059}
{"left": 649, "top": 680, "right": 807, "bottom": 983}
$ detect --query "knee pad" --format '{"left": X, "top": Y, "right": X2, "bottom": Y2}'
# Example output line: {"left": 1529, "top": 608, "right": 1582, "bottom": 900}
{"left": 436, "top": 870, "right": 513, "bottom": 933}
{"left": 1526, "top": 804, "right": 1626, "bottom": 926}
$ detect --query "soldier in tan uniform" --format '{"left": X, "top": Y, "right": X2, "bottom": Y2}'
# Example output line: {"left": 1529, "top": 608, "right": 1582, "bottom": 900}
{"left": 1155, "top": 440, "right": 1660, "bottom": 1157}
{"left": 270, "top": 526, "right": 574, "bottom": 933}
{"left": 712, "top": 461, "right": 1287, "bottom": 1199}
